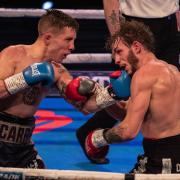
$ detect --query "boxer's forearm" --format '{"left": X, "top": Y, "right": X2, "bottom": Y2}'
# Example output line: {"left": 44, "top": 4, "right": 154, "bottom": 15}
{"left": 57, "top": 77, "right": 117, "bottom": 114}
{"left": 103, "top": 0, "right": 121, "bottom": 35}
{"left": 55, "top": 66, "right": 130, "bottom": 114}
{"left": 53, "top": 63, "right": 90, "bottom": 112}
{"left": 53, "top": 62, "right": 73, "bottom": 95}
{"left": 176, "top": 10, "right": 180, "bottom": 31}
{"left": 79, "top": 85, "right": 117, "bottom": 114}
{"left": 105, "top": 101, "right": 127, "bottom": 121}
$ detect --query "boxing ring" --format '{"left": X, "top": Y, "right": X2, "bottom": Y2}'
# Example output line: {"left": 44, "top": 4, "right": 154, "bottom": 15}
{"left": 0, "top": 8, "right": 179, "bottom": 180}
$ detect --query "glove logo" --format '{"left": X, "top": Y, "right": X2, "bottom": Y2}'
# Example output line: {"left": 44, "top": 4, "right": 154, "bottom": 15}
{"left": 31, "top": 64, "right": 40, "bottom": 77}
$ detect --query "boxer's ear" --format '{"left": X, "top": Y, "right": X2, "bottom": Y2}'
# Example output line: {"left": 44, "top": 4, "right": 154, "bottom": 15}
{"left": 43, "top": 33, "right": 53, "bottom": 46}
{"left": 131, "top": 41, "right": 142, "bottom": 54}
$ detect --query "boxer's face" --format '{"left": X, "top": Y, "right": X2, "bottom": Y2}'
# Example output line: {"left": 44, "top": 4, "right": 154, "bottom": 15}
{"left": 112, "top": 38, "right": 139, "bottom": 74}
{"left": 45, "top": 27, "right": 76, "bottom": 62}
{"left": 112, "top": 38, "right": 132, "bottom": 74}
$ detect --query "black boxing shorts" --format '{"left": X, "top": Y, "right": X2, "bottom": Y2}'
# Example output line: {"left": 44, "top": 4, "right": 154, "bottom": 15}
{"left": 0, "top": 112, "right": 45, "bottom": 168}
{"left": 130, "top": 134, "right": 180, "bottom": 174}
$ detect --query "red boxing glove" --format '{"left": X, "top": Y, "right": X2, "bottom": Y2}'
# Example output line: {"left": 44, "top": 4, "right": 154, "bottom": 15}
{"left": 85, "top": 129, "right": 109, "bottom": 159}
{"left": 65, "top": 77, "right": 86, "bottom": 101}
{"left": 65, "top": 77, "right": 95, "bottom": 101}
{"left": 109, "top": 70, "right": 122, "bottom": 78}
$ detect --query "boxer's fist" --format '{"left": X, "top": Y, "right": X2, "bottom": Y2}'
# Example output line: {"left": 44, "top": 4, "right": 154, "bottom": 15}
{"left": 65, "top": 77, "right": 96, "bottom": 101}
{"left": 108, "top": 70, "right": 131, "bottom": 100}
{"left": 4, "top": 62, "right": 55, "bottom": 94}
{"left": 23, "top": 62, "right": 54, "bottom": 87}
{"left": 85, "top": 129, "right": 109, "bottom": 160}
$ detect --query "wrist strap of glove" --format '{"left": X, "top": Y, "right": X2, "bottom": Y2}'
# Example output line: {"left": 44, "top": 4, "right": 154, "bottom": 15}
{"left": 4, "top": 73, "right": 28, "bottom": 94}
{"left": 95, "top": 86, "right": 116, "bottom": 109}
{"left": 92, "top": 129, "right": 109, "bottom": 148}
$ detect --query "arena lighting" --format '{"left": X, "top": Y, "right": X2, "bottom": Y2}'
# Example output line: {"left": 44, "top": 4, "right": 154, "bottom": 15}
{"left": 42, "top": 1, "right": 54, "bottom": 9}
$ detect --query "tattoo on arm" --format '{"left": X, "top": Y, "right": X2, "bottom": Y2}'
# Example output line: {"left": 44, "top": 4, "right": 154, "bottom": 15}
{"left": 57, "top": 81, "right": 67, "bottom": 96}
{"left": 56, "top": 65, "right": 86, "bottom": 110}
{"left": 58, "top": 64, "right": 68, "bottom": 74}
{"left": 104, "top": 125, "right": 126, "bottom": 144}
{"left": 56, "top": 64, "right": 72, "bottom": 95}
{"left": 109, "top": 10, "right": 119, "bottom": 26}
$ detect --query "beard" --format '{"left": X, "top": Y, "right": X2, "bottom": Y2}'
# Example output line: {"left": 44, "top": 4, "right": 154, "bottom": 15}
{"left": 127, "top": 50, "right": 139, "bottom": 74}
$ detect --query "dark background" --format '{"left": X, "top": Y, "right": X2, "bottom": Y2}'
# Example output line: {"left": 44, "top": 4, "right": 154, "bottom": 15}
{"left": 0, "top": 0, "right": 103, "bottom": 9}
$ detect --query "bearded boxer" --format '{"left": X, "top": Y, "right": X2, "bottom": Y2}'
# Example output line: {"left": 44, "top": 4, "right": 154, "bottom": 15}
{"left": 85, "top": 20, "right": 180, "bottom": 174}
{"left": 76, "top": 0, "right": 180, "bottom": 166}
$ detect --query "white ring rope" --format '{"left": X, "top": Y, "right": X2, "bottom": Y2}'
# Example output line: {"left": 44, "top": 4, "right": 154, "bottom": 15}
{"left": 63, "top": 53, "right": 112, "bottom": 63}
{"left": 0, "top": 8, "right": 105, "bottom": 19}
{"left": 0, "top": 167, "right": 179, "bottom": 180}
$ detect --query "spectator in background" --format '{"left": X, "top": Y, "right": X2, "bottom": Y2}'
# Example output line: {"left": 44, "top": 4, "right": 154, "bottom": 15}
{"left": 76, "top": 0, "right": 180, "bottom": 164}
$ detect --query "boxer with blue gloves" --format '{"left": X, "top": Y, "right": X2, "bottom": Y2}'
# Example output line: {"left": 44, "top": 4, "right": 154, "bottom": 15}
{"left": 0, "top": 9, "right": 80, "bottom": 169}
{"left": 4, "top": 62, "right": 55, "bottom": 95}
{"left": 109, "top": 70, "right": 131, "bottom": 99}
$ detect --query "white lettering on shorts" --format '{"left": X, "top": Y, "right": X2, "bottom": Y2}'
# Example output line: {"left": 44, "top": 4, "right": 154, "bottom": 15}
{"left": 0, "top": 121, "right": 33, "bottom": 144}
{"left": 176, "top": 163, "right": 180, "bottom": 172}
{"left": 162, "top": 158, "right": 172, "bottom": 174}
{"left": 135, "top": 156, "right": 148, "bottom": 173}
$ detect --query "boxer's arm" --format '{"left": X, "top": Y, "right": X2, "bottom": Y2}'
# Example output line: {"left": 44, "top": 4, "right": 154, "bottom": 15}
{"left": 53, "top": 62, "right": 110, "bottom": 112}
{"left": 53, "top": 63, "right": 87, "bottom": 111}
{"left": 79, "top": 84, "right": 118, "bottom": 114}
{"left": 103, "top": 0, "right": 121, "bottom": 35}
{"left": 0, "top": 70, "right": 15, "bottom": 98}
{"left": 56, "top": 68, "right": 131, "bottom": 114}
{"left": 176, "top": 10, "right": 180, "bottom": 31}
{"left": 105, "top": 100, "right": 128, "bottom": 121}
{"left": 4, "top": 62, "right": 55, "bottom": 95}
{"left": 85, "top": 69, "right": 154, "bottom": 155}
{"left": 54, "top": 63, "right": 131, "bottom": 114}
{"left": 52, "top": 62, "right": 73, "bottom": 94}
{"left": 63, "top": 78, "right": 129, "bottom": 115}
{"left": 74, "top": 70, "right": 131, "bottom": 114}
{"left": 0, "top": 48, "right": 18, "bottom": 98}
{"left": 55, "top": 71, "right": 115, "bottom": 113}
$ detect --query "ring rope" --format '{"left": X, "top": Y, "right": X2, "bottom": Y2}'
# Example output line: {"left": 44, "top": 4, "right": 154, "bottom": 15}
{"left": 63, "top": 53, "right": 112, "bottom": 64}
{"left": 0, "top": 8, "right": 104, "bottom": 19}
{"left": 0, "top": 167, "right": 179, "bottom": 180}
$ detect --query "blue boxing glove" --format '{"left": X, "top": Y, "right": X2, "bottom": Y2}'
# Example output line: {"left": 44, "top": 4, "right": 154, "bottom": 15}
{"left": 4, "top": 62, "right": 55, "bottom": 94}
{"left": 108, "top": 70, "right": 131, "bottom": 100}
{"left": 23, "top": 62, "right": 54, "bottom": 86}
